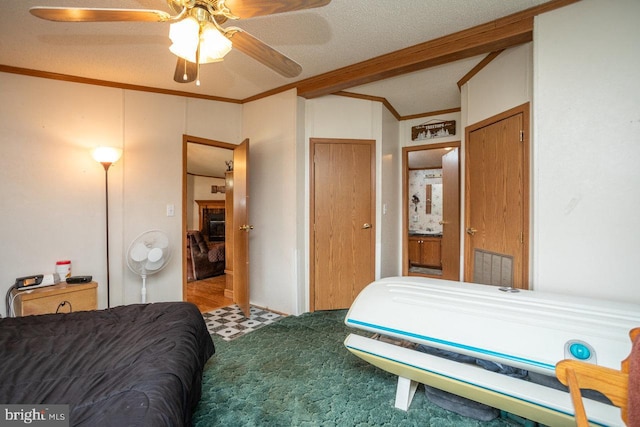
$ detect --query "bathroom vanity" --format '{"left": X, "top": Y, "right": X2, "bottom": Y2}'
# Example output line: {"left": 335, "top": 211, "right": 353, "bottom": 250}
{"left": 408, "top": 233, "right": 442, "bottom": 269}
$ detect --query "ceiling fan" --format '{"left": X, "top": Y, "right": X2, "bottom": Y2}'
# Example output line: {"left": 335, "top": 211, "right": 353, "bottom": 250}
{"left": 29, "top": 0, "right": 331, "bottom": 85}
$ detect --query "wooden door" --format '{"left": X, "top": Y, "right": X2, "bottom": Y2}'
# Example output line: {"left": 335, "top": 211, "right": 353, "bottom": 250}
{"left": 408, "top": 237, "right": 420, "bottom": 266}
{"left": 441, "top": 148, "right": 460, "bottom": 280}
{"left": 233, "top": 139, "right": 250, "bottom": 316}
{"left": 421, "top": 238, "right": 441, "bottom": 268}
{"left": 464, "top": 105, "right": 529, "bottom": 289}
{"left": 311, "top": 138, "right": 375, "bottom": 311}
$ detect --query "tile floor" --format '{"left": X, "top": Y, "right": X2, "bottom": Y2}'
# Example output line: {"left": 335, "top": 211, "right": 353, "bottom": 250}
{"left": 202, "top": 304, "right": 283, "bottom": 341}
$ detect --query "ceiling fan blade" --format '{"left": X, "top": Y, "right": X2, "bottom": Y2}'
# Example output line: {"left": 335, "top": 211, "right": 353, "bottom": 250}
{"left": 174, "top": 58, "right": 198, "bottom": 83}
{"left": 29, "top": 7, "right": 171, "bottom": 22}
{"left": 227, "top": 28, "right": 302, "bottom": 78}
{"left": 223, "top": 0, "right": 331, "bottom": 19}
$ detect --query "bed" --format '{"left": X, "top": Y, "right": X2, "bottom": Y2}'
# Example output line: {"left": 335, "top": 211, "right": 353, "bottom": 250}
{"left": 0, "top": 302, "right": 214, "bottom": 426}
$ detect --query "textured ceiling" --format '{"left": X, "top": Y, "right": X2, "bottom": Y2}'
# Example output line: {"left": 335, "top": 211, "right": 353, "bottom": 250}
{"left": 1, "top": 0, "right": 549, "bottom": 118}
{"left": 187, "top": 143, "right": 232, "bottom": 178}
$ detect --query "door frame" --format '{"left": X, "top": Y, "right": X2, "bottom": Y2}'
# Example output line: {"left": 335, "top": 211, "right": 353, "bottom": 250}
{"left": 402, "top": 141, "right": 461, "bottom": 278}
{"left": 463, "top": 102, "right": 530, "bottom": 288}
{"left": 181, "top": 134, "right": 237, "bottom": 301}
{"left": 309, "top": 137, "right": 376, "bottom": 311}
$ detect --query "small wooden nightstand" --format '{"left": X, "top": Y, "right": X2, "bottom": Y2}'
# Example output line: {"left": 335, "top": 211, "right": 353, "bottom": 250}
{"left": 11, "top": 281, "right": 98, "bottom": 316}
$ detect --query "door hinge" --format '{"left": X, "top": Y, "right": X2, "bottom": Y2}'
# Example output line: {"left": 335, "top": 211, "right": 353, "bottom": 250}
{"left": 519, "top": 232, "right": 524, "bottom": 244}
{"left": 519, "top": 130, "right": 524, "bottom": 142}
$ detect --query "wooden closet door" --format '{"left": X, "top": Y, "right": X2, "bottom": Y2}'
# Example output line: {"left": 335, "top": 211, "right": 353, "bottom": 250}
{"left": 464, "top": 106, "right": 529, "bottom": 289}
{"left": 311, "top": 138, "right": 375, "bottom": 311}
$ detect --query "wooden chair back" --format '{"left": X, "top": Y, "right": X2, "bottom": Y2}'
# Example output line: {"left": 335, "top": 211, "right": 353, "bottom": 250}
{"left": 556, "top": 328, "right": 639, "bottom": 426}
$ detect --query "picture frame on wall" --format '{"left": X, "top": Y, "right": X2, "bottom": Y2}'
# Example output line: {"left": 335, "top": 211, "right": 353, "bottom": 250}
{"left": 412, "top": 120, "right": 456, "bottom": 141}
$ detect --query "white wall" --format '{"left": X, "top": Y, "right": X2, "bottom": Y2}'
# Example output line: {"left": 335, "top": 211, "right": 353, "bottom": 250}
{"left": 0, "top": 73, "right": 242, "bottom": 316}
{"left": 533, "top": 0, "right": 640, "bottom": 303}
{"left": 120, "top": 91, "right": 185, "bottom": 304}
{"left": 464, "top": 43, "right": 533, "bottom": 127}
{"left": 380, "top": 107, "right": 401, "bottom": 278}
{"left": 242, "top": 89, "right": 300, "bottom": 315}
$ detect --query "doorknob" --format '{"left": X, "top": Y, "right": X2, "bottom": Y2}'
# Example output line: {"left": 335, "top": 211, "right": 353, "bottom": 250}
{"left": 466, "top": 227, "right": 477, "bottom": 235}
{"left": 439, "top": 220, "right": 449, "bottom": 225}
{"left": 362, "top": 223, "right": 372, "bottom": 229}
{"left": 239, "top": 224, "right": 254, "bottom": 232}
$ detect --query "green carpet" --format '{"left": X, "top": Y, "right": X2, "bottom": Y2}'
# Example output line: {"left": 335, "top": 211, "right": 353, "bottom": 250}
{"left": 192, "top": 310, "right": 518, "bottom": 426}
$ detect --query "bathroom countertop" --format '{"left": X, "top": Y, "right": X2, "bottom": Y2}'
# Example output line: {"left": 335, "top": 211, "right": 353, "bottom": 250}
{"left": 409, "top": 232, "right": 442, "bottom": 238}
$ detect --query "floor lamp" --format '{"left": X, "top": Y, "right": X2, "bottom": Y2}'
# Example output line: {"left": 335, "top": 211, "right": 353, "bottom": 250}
{"left": 93, "top": 147, "right": 122, "bottom": 308}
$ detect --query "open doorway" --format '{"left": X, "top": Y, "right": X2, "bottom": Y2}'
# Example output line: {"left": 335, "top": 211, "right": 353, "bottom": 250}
{"left": 402, "top": 142, "right": 460, "bottom": 280}
{"left": 182, "top": 135, "right": 235, "bottom": 312}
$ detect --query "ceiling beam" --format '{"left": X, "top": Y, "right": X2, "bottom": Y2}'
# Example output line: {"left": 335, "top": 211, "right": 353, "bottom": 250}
{"left": 296, "top": 0, "right": 579, "bottom": 99}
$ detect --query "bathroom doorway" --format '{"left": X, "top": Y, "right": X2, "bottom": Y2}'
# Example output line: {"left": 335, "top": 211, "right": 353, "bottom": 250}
{"left": 402, "top": 142, "right": 460, "bottom": 280}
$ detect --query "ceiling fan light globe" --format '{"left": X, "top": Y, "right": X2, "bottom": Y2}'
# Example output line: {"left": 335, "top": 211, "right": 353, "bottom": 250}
{"left": 169, "top": 45, "right": 195, "bottom": 63}
{"left": 199, "top": 23, "right": 232, "bottom": 63}
{"left": 169, "top": 17, "right": 199, "bottom": 62}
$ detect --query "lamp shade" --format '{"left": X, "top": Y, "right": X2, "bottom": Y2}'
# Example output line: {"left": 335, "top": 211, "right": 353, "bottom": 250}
{"left": 92, "top": 147, "right": 122, "bottom": 164}
{"left": 169, "top": 16, "right": 200, "bottom": 62}
{"left": 199, "top": 23, "right": 232, "bottom": 63}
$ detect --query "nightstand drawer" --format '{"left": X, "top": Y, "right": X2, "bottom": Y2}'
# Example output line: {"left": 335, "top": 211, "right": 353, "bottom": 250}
{"left": 12, "top": 282, "right": 98, "bottom": 316}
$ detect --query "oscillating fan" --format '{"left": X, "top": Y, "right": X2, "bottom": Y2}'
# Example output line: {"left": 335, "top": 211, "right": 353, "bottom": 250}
{"left": 126, "top": 230, "right": 171, "bottom": 303}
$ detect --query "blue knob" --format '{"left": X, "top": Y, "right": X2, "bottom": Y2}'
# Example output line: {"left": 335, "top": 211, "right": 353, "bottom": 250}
{"left": 570, "top": 343, "right": 591, "bottom": 360}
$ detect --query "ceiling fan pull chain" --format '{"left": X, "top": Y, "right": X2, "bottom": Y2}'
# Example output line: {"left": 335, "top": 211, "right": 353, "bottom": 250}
{"left": 195, "top": 33, "right": 201, "bottom": 86}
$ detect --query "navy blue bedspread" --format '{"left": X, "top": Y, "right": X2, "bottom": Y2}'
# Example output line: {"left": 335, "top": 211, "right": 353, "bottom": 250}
{"left": 0, "top": 302, "right": 215, "bottom": 426}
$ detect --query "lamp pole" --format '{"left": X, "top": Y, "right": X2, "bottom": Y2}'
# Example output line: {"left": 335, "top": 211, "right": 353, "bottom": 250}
{"left": 93, "top": 147, "right": 121, "bottom": 309}
{"left": 101, "top": 161, "right": 113, "bottom": 308}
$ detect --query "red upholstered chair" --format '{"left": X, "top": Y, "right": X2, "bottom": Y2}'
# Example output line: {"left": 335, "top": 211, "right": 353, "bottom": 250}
{"left": 556, "top": 328, "right": 640, "bottom": 426}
